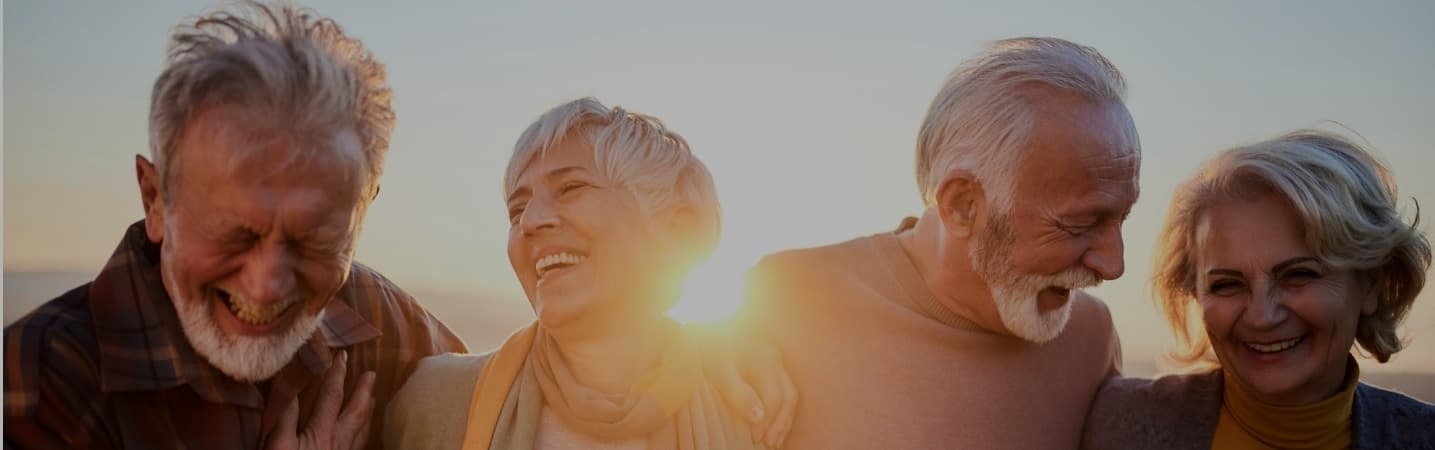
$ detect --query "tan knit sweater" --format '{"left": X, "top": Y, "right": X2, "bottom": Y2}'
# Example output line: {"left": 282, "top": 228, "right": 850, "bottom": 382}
{"left": 385, "top": 354, "right": 653, "bottom": 450}
{"left": 737, "top": 225, "right": 1121, "bottom": 449}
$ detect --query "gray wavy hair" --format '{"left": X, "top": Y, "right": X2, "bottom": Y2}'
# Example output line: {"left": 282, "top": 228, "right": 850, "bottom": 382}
{"left": 1155, "top": 129, "right": 1431, "bottom": 365}
{"left": 148, "top": 0, "right": 394, "bottom": 199}
{"left": 915, "top": 37, "right": 1135, "bottom": 212}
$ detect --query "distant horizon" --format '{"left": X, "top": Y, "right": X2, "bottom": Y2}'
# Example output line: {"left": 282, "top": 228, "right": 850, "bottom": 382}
{"left": 7, "top": 268, "right": 1433, "bottom": 377}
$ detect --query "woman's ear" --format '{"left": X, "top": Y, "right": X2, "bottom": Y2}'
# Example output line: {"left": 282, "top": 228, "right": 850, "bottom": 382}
{"left": 657, "top": 206, "right": 701, "bottom": 249}
{"left": 1359, "top": 272, "right": 1380, "bottom": 316}
{"left": 934, "top": 169, "right": 987, "bottom": 241}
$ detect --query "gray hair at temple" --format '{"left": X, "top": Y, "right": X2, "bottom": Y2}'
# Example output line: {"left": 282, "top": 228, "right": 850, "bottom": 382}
{"left": 504, "top": 97, "right": 722, "bottom": 259}
{"left": 148, "top": 0, "right": 395, "bottom": 201}
{"left": 1155, "top": 129, "right": 1432, "bottom": 365}
{"left": 915, "top": 37, "right": 1136, "bottom": 212}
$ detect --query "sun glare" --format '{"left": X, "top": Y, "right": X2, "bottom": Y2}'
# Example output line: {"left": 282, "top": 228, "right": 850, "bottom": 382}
{"left": 666, "top": 252, "right": 753, "bottom": 324}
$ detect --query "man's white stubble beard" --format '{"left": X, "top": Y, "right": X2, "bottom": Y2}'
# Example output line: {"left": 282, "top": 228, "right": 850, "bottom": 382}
{"left": 161, "top": 242, "right": 324, "bottom": 382}
{"left": 969, "top": 212, "right": 1099, "bottom": 343}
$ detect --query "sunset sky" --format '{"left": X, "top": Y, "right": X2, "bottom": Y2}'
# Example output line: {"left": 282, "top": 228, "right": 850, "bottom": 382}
{"left": 6, "top": 1, "right": 1434, "bottom": 372}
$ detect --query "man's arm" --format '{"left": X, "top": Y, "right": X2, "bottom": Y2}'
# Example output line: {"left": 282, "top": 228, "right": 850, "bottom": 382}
{"left": 699, "top": 254, "right": 807, "bottom": 449}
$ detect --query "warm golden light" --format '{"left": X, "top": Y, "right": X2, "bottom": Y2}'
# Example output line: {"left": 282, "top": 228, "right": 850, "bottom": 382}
{"left": 667, "top": 251, "right": 754, "bottom": 324}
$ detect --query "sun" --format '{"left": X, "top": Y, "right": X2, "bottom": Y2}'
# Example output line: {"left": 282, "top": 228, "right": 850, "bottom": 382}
{"left": 666, "top": 252, "right": 754, "bottom": 324}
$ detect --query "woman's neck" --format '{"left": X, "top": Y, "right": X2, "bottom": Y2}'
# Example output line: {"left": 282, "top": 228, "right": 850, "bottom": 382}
{"left": 547, "top": 313, "right": 673, "bottom": 395}
{"left": 1231, "top": 357, "right": 1358, "bottom": 406}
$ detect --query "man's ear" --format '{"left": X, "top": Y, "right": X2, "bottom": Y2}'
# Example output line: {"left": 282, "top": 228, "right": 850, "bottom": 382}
{"left": 933, "top": 169, "right": 986, "bottom": 240}
{"left": 136, "top": 155, "right": 167, "bottom": 243}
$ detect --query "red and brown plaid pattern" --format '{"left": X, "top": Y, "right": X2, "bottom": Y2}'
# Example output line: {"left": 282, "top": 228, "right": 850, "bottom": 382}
{"left": 5, "top": 221, "right": 469, "bottom": 449}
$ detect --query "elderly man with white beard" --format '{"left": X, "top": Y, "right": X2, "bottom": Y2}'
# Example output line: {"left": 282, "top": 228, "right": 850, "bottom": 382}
{"left": 2, "top": 2, "right": 468, "bottom": 449}
{"left": 736, "top": 36, "right": 1139, "bottom": 449}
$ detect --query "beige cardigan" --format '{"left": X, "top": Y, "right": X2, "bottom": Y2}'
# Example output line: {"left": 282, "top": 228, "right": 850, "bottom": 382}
{"left": 385, "top": 352, "right": 492, "bottom": 450}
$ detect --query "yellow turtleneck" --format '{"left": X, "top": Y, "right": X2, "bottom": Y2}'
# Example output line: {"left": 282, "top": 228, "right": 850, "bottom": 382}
{"left": 1211, "top": 357, "right": 1358, "bottom": 450}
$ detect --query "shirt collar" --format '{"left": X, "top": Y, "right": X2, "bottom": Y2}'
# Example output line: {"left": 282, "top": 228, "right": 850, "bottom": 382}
{"left": 91, "top": 220, "right": 382, "bottom": 407}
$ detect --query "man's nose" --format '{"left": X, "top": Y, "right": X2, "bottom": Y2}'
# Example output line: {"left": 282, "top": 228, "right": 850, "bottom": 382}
{"left": 240, "top": 243, "right": 297, "bottom": 304}
{"left": 1083, "top": 223, "right": 1125, "bottom": 281}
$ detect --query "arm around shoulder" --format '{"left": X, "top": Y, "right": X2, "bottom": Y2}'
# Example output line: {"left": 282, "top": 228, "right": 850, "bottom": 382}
{"left": 1080, "top": 373, "right": 1222, "bottom": 450}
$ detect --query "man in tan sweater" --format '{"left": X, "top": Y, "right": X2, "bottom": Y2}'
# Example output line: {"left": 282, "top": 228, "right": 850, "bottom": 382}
{"left": 739, "top": 37, "right": 1138, "bottom": 449}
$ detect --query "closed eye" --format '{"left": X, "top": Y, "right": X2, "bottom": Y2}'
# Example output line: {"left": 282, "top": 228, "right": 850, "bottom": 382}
{"left": 1208, "top": 279, "right": 1245, "bottom": 296}
{"left": 558, "top": 180, "right": 591, "bottom": 196}
{"left": 508, "top": 206, "right": 525, "bottom": 225}
{"left": 221, "top": 230, "right": 259, "bottom": 251}
{"left": 1057, "top": 222, "right": 1095, "bottom": 235}
{"left": 1282, "top": 268, "right": 1322, "bottom": 285}
{"left": 300, "top": 240, "right": 345, "bottom": 256}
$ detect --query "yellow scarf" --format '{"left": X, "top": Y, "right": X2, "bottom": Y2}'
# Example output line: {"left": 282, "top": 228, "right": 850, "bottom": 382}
{"left": 1211, "top": 358, "right": 1358, "bottom": 450}
{"left": 460, "top": 321, "right": 756, "bottom": 450}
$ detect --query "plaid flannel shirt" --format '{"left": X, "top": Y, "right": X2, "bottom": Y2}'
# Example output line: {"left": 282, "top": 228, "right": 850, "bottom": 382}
{"left": 4, "top": 221, "right": 469, "bottom": 449}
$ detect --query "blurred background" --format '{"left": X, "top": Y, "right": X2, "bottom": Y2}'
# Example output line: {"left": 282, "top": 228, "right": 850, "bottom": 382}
{"left": 5, "top": 1, "right": 1433, "bottom": 400}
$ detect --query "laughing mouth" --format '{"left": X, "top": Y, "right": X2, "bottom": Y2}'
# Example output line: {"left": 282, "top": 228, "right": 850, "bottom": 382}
{"left": 214, "top": 288, "right": 297, "bottom": 325}
{"left": 1245, "top": 336, "right": 1305, "bottom": 353}
{"left": 535, "top": 252, "right": 586, "bottom": 279}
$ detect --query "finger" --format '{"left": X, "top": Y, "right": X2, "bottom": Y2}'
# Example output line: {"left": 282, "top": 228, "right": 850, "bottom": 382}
{"left": 354, "top": 413, "right": 373, "bottom": 450}
{"left": 348, "top": 374, "right": 377, "bottom": 450}
{"left": 767, "top": 370, "right": 799, "bottom": 448}
{"left": 313, "top": 350, "right": 350, "bottom": 429}
{"left": 269, "top": 398, "right": 300, "bottom": 449}
{"left": 745, "top": 345, "right": 788, "bottom": 447}
{"left": 336, "top": 371, "right": 378, "bottom": 437}
{"left": 708, "top": 352, "right": 766, "bottom": 429}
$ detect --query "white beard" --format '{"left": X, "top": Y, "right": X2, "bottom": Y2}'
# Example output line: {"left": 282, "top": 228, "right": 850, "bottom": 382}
{"left": 970, "top": 213, "right": 1099, "bottom": 343}
{"left": 167, "top": 273, "right": 324, "bottom": 382}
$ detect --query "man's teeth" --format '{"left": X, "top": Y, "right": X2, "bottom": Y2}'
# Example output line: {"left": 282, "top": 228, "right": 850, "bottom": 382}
{"left": 536, "top": 252, "right": 586, "bottom": 274}
{"left": 224, "top": 293, "right": 295, "bottom": 325}
{"left": 1246, "top": 337, "right": 1302, "bottom": 353}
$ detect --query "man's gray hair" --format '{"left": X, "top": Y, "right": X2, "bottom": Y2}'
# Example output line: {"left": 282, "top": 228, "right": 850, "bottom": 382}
{"left": 916, "top": 37, "right": 1133, "bottom": 211}
{"left": 148, "top": 0, "right": 394, "bottom": 199}
{"left": 504, "top": 97, "right": 722, "bottom": 259}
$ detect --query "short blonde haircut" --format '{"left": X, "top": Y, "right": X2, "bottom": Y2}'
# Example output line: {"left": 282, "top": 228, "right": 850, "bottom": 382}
{"left": 149, "top": 0, "right": 394, "bottom": 199}
{"left": 916, "top": 36, "right": 1134, "bottom": 212}
{"left": 1154, "top": 129, "right": 1431, "bottom": 366}
{"left": 503, "top": 97, "right": 722, "bottom": 260}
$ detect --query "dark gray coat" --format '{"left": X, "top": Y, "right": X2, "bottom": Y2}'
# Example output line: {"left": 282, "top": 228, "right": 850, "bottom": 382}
{"left": 1080, "top": 370, "right": 1435, "bottom": 450}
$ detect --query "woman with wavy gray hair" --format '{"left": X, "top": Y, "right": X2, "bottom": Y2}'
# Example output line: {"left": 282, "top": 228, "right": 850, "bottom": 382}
{"left": 1081, "top": 130, "right": 1434, "bottom": 449}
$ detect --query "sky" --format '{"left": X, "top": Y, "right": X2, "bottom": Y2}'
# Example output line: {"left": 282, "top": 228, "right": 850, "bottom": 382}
{"left": 5, "top": 1, "right": 1435, "bottom": 373}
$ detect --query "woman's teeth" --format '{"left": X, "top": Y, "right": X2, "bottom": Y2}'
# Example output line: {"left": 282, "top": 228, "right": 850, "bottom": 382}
{"left": 536, "top": 252, "right": 586, "bottom": 275}
{"left": 1246, "top": 336, "right": 1303, "bottom": 353}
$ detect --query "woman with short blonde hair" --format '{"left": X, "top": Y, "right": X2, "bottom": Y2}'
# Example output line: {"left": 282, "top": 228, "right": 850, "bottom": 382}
{"left": 386, "top": 98, "right": 783, "bottom": 450}
{"left": 1082, "top": 129, "right": 1434, "bottom": 449}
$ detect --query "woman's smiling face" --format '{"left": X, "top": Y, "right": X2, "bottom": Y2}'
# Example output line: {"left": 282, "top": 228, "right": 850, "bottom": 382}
{"left": 505, "top": 137, "right": 673, "bottom": 331}
{"left": 1195, "top": 192, "right": 1373, "bottom": 405}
